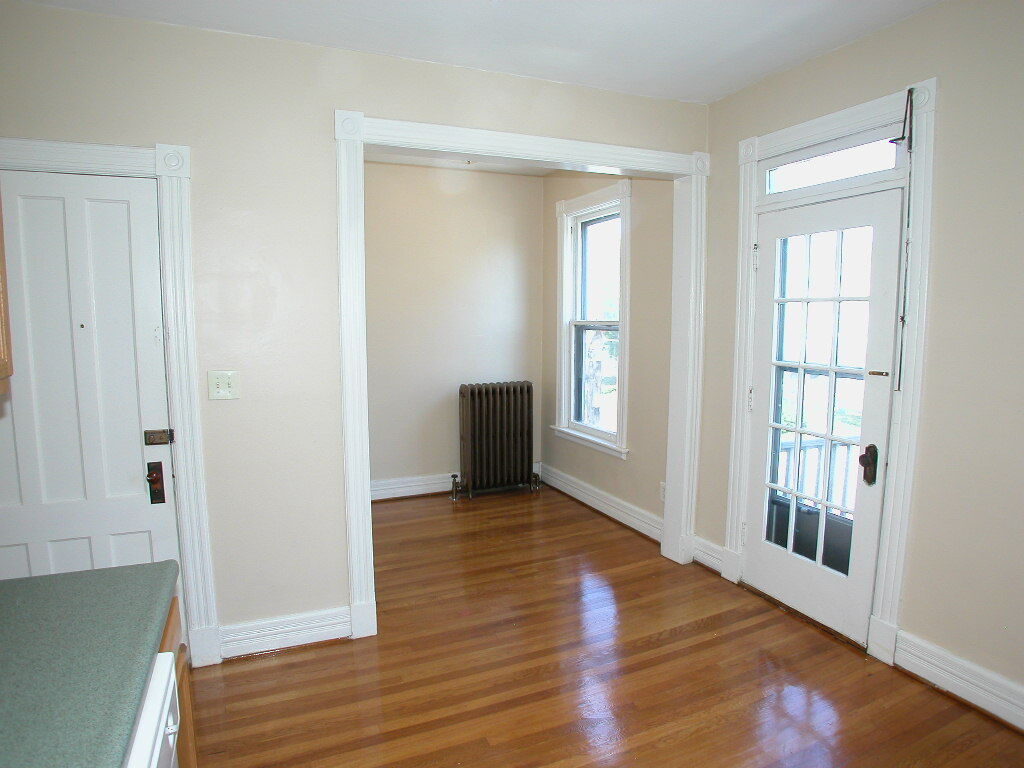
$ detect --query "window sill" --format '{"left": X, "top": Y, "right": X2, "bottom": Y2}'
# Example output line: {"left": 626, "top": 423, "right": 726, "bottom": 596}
{"left": 550, "top": 425, "right": 629, "bottom": 459}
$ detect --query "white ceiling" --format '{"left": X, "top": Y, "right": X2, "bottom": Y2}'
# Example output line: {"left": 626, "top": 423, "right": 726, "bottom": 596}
{"left": 32, "top": 0, "right": 944, "bottom": 102}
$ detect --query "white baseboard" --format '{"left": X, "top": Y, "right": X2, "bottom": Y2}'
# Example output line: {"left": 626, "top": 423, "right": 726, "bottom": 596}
{"left": 719, "top": 548, "right": 742, "bottom": 583}
{"left": 867, "top": 615, "right": 899, "bottom": 665}
{"left": 371, "top": 472, "right": 453, "bottom": 500}
{"left": 894, "top": 632, "right": 1024, "bottom": 730}
{"left": 541, "top": 465, "right": 663, "bottom": 541}
{"left": 187, "top": 626, "right": 223, "bottom": 668}
{"left": 692, "top": 536, "right": 724, "bottom": 572}
{"left": 372, "top": 462, "right": 543, "bottom": 501}
{"left": 220, "top": 605, "right": 352, "bottom": 658}
{"left": 349, "top": 600, "right": 378, "bottom": 639}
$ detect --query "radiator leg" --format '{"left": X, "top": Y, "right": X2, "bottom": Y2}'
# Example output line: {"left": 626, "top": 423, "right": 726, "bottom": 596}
{"left": 450, "top": 474, "right": 461, "bottom": 501}
{"left": 531, "top": 472, "right": 541, "bottom": 492}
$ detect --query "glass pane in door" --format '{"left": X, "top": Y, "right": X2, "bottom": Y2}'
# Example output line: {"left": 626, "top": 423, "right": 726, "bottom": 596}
{"left": 764, "top": 227, "right": 873, "bottom": 575}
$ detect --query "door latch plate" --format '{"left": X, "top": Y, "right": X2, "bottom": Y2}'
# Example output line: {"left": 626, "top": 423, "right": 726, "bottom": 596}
{"left": 144, "top": 429, "right": 175, "bottom": 445}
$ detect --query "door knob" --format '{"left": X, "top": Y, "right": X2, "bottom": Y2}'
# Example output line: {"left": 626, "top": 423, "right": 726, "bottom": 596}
{"left": 146, "top": 461, "right": 166, "bottom": 504}
{"left": 858, "top": 444, "right": 879, "bottom": 486}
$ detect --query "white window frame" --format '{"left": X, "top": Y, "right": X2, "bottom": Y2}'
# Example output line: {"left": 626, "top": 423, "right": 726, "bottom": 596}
{"left": 552, "top": 180, "right": 631, "bottom": 459}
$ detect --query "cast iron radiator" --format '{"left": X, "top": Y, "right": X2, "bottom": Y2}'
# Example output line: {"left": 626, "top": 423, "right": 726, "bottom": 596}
{"left": 452, "top": 381, "right": 540, "bottom": 499}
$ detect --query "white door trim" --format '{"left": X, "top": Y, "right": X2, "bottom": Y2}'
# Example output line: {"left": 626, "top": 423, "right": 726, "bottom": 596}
{"left": 724, "top": 79, "right": 937, "bottom": 663}
{"left": 0, "top": 137, "right": 222, "bottom": 666}
{"left": 335, "top": 115, "right": 709, "bottom": 637}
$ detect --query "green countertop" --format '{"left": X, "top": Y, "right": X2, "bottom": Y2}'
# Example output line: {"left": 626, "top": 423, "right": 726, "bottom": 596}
{"left": 0, "top": 561, "right": 179, "bottom": 768}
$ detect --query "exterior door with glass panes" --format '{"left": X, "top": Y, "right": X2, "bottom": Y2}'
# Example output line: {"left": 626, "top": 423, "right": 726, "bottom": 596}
{"left": 742, "top": 188, "right": 902, "bottom": 645}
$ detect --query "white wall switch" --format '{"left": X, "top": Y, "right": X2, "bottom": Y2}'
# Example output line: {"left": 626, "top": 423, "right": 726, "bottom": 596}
{"left": 208, "top": 370, "right": 239, "bottom": 400}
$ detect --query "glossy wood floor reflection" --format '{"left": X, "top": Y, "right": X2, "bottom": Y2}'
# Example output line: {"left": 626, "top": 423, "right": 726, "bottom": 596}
{"left": 192, "top": 488, "right": 1024, "bottom": 767}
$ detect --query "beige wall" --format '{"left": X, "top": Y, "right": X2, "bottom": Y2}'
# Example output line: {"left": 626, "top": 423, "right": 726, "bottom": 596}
{"left": 6, "top": 0, "right": 1014, "bottom": 691}
{"left": 0, "top": 0, "right": 707, "bottom": 625}
{"left": 364, "top": 163, "right": 543, "bottom": 480}
{"left": 541, "top": 173, "right": 675, "bottom": 516}
{"left": 364, "top": 163, "right": 674, "bottom": 515}
{"left": 701, "top": 0, "right": 1024, "bottom": 681}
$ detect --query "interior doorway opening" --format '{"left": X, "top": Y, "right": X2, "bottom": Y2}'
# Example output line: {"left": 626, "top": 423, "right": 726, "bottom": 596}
{"left": 336, "top": 115, "right": 710, "bottom": 637}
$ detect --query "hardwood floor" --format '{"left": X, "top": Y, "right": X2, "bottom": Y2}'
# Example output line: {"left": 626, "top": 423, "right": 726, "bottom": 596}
{"left": 193, "top": 487, "right": 1024, "bottom": 767}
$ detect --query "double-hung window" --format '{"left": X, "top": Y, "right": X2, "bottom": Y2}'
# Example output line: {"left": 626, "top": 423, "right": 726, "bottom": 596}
{"left": 553, "top": 181, "right": 630, "bottom": 458}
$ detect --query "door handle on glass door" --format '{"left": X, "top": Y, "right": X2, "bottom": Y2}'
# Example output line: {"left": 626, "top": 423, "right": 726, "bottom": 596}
{"left": 858, "top": 445, "right": 879, "bottom": 485}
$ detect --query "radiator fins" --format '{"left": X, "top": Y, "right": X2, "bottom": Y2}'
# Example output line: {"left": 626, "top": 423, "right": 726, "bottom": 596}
{"left": 454, "top": 381, "right": 539, "bottom": 499}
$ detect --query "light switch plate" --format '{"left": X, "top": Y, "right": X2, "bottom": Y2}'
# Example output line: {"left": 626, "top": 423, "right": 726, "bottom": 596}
{"left": 208, "top": 370, "right": 238, "bottom": 400}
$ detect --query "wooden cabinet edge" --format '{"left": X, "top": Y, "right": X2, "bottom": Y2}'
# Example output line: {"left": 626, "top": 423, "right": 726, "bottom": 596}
{"left": 162, "top": 596, "right": 198, "bottom": 768}
{"left": 0, "top": 197, "right": 12, "bottom": 390}
{"left": 175, "top": 643, "right": 198, "bottom": 768}
{"left": 159, "top": 597, "right": 181, "bottom": 654}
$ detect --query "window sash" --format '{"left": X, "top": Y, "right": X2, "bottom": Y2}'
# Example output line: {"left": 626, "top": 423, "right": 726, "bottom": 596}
{"left": 576, "top": 211, "right": 621, "bottom": 322}
{"left": 571, "top": 321, "right": 619, "bottom": 434}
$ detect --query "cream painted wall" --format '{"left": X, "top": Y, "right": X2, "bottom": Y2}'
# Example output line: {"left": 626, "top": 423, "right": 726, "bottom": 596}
{"left": 701, "top": 0, "right": 1024, "bottom": 681}
{"left": 364, "top": 163, "right": 543, "bottom": 480}
{"left": 0, "top": 0, "right": 707, "bottom": 625}
{"left": 541, "top": 173, "right": 675, "bottom": 517}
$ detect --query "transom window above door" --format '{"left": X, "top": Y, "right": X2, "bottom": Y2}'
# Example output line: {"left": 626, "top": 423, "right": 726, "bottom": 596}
{"left": 766, "top": 139, "right": 897, "bottom": 194}
{"left": 553, "top": 181, "right": 631, "bottom": 458}
{"left": 758, "top": 125, "right": 908, "bottom": 205}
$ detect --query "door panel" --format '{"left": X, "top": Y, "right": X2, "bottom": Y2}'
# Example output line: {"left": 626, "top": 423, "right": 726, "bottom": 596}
{"left": 0, "top": 170, "right": 180, "bottom": 577}
{"left": 742, "top": 189, "right": 902, "bottom": 645}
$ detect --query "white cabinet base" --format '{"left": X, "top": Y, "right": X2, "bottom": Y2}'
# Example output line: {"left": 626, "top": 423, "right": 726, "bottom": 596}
{"left": 124, "top": 652, "right": 179, "bottom": 768}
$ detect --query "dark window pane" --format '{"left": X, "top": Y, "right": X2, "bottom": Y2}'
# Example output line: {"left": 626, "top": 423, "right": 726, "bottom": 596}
{"left": 822, "top": 511, "right": 853, "bottom": 575}
{"left": 792, "top": 497, "right": 821, "bottom": 561}
{"left": 766, "top": 489, "right": 791, "bottom": 548}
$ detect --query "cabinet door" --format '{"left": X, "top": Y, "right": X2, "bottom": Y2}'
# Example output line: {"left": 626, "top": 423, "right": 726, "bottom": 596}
{"left": 0, "top": 197, "right": 12, "bottom": 393}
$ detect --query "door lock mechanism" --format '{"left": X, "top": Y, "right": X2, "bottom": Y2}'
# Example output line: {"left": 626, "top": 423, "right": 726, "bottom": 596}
{"left": 146, "top": 461, "right": 166, "bottom": 504}
{"left": 858, "top": 444, "right": 879, "bottom": 486}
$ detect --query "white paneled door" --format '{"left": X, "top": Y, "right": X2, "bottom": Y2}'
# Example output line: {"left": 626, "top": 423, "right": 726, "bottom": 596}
{"left": 742, "top": 189, "right": 902, "bottom": 646}
{"left": 0, "top": 171, "right": 181, "bottom": 578}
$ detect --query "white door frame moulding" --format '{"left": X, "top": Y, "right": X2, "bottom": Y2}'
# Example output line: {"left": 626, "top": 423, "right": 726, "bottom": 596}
{"left": 660, "top": 165, "right": 709, "bottom": 565}
{"left": 0, "top": 137, "right": 222, "bottom": 666}
{"left": 336, "top": 114, "right": 709, "bottom": 637}
{"left": 724, "top": 79, "right": 937, "bottom": 663}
